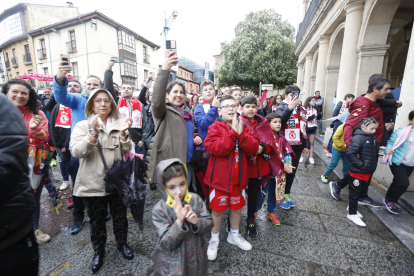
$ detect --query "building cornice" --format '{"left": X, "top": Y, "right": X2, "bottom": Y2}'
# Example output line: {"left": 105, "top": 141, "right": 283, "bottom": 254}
{"left": 344, "top": 0, "right": 365, "bottom": 16}
{"left": 319, "top": 35, "right": 330, "bottom": 45}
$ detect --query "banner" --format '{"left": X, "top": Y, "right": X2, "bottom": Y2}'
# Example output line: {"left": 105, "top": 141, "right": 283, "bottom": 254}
{"left": 16, "top": 73, "right": 76, "bottom": 82}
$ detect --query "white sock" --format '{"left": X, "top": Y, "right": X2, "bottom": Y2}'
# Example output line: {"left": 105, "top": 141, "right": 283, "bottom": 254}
{"left": 210, "top": 232, "right": 219, "bottom": 242}
{"left": 230, "top": 228, "right": 239, "bottom": 238}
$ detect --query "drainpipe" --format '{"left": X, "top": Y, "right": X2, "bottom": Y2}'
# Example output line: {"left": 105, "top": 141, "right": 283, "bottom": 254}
{"left": 78, "top": 16, "right": 89, "bottom": 75}
{"left": 41, "top": 28, "right": 53, "bottom": 74}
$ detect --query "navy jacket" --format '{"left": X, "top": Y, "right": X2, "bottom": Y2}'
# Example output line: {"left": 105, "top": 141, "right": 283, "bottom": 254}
{"left": 346, "top": 129, "right": 378, "bottom": 174}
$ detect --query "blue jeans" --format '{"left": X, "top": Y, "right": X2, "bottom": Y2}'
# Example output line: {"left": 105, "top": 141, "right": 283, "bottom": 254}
{"left": 69, "top": 157, "right": 85, "bottom": 218}
{"left": 57, "top": 148, "right": 69, "bottom": 181}
{"left": 135, "top": 143, "right": 147, "bottom": 162}
{"left": 33, "top": 181, "right": 44, "bottom": 229}
{"left": 324, "top": 147, "right": 349, "bottom": 176}
{"left": 256, "top": 178, "right": 277, "bottom": 213}
{"left": 318, "top": 119, "right": 323, "bottom": 133}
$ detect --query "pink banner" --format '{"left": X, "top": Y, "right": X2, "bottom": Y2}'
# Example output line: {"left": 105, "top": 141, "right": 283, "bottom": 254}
{"left": 16, "top": 73, "right": 75, "bottom": 82}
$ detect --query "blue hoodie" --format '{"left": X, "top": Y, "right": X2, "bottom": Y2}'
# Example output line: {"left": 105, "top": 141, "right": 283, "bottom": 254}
{"left": 194, "top": 102, "right": 218, "bottom": 149}
{"left": 52, "top": 77, "right": 89, "bottom": 147}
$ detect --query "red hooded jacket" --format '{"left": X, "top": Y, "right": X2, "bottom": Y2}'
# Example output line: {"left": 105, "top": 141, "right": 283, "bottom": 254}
{"left": 241, "top": 113, "right": 284, "bottom": 178}
{"left": 343, "top": 94, "right": 384, "bottom": 149}
{"left": 204, "top": 118, "right": 260, "bottom": 193}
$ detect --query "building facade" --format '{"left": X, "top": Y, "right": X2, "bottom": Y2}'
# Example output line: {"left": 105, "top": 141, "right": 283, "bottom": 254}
{"left": 296, "top": 0, "right": 414, "bottom": 191}
{"left": 28, "top": 11, "right": 159, "bottom": 90}
{"left": 176, "top": 66, "right": 200, "bottom": 94}
{"left": 0, "top": 3, "right": 80, "bottom": 87}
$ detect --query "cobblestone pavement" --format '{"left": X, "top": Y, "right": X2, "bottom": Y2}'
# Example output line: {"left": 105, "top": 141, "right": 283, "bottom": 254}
{"left": 38, "top": 156, "right": 414, "bottom": 276}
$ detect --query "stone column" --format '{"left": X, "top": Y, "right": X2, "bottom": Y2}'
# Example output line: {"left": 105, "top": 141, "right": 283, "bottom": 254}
{"left": 323, "top": 66, "right": 340, "bottom": 129}
{"left": 297, "top": 63, "right": 304, "bottom": 90}
{"left": 315, "top": 36, "right": 330, "bottom": 98}
{"left": 394, "top": 25, "right": 414, "bottom": 191}
{"left": 336, "top": 0, "right": 365, "bottom": 100}
{"left": 303, "top": 53, "right": 313, "bottom": 94}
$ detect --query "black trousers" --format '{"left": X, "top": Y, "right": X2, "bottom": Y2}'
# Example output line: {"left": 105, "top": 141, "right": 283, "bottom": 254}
{"left": 0, "top": 230, "right": 39, "bottom": 276}
{"left": 348, "top": 176, "right": 370, "bottom": 215}
{"left": 337, "top": 174, "right": 350, "bottom": 189}
{"left": 69, "top": 157, "right": 85, "bottom": 218}
{"left": 285, "top": 146, "right": 303, "bottom": 194}
{"left": 247, "top": 178, "right": 261, "bottom": 222}
{"left": 83, "top": 193, "right": 128, "bottom": 254}
{"left": 386, "top": 163, "right": 414, "bottom": 202}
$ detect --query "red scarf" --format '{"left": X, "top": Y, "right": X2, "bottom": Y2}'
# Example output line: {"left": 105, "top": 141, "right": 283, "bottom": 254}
{"left": 55, "top": 105, "right": 71, "bottom": 128}
{"left": 305, "top": 106, "right": 317, "bottom": 128}
{"left": 118, "top": 97, "right": 143, "bottom": 128}
{"left": 284, "top": 107, "right": 308, "bottom": 145}
{"left": 339, "top": 101, "right": 349, "bottom": 115}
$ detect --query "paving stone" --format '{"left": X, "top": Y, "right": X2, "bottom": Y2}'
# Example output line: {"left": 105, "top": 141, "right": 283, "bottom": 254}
{"left": 311, "top": 263, "right": 352, "bottom": 276}
{"left": 319, "top": 214, "right": 403, "bottom": 247}
{"left": 336, "top": 235, "right": 414, "bottom": 276}
{"left": 247, "top": 224, "right": 350, "bottom": 270}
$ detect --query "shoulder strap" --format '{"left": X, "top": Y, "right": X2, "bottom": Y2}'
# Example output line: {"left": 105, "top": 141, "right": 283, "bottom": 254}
{"left": 97, "top": 138, "right": 109, "bottom": 173}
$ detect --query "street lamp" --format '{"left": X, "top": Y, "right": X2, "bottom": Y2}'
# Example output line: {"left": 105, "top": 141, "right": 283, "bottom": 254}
{"left": 403, "top": 17, "right": 413, "bottom": 44}
{"left": 160, "top": 10, "right": 179, "bottom": 53}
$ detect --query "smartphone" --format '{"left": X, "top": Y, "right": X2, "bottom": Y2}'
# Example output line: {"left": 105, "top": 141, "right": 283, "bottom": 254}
{"left": 217, "top": 92, "right": 223, "bottom": 99}
{"left": 149, "top": 72, "right": 154, "bottom": 76}
{"left": 166, "top": 40, "right": 177, "bottom": 57}
{"left": 292, "top": 91, "right": 300, "bottom": 100}
{"left": 111, "top": 57, "right": 124, "bottom": 63}
{"left": 60, "top": 54, "right": 70, "bottom": 66}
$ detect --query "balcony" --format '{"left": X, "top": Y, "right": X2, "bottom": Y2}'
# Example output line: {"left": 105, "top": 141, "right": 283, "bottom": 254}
{"left": 296, "top": 0, "right": 321, "bottom": 46}
{"left": 5, "top": 60, "right": 10, "bottom": 70}
{"left": 143, "top": 54, "right": 151, "bottom": 64}
{"left": 39, "top": 81, "right": 46, "bottom": 88}
{"left": 37, "top": 49, "right": 47, "bottom": 60}
{"left": 11, "top": 57, "right": 18, "bottom": 68}
{"left": 66, "top": 41, "right": 77, "bottom": 53}
{"left": 0, "top": 63, "right": 3, "bottom": 73}
{"left": 23, "top": 53, "right": 32, "bottom": 65}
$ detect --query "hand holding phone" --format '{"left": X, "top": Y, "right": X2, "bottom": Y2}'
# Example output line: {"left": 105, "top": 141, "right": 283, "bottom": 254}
{"left": 60, "top": 54, "right": 70, "bottom": 66}
{"left": 166, "top": 40, "right": 177, "bottom": 57}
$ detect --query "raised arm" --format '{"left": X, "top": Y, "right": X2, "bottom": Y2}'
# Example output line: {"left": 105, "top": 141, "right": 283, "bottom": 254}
{"left": 104, "top": 58, "right": 119, "bottom": 104}
{"left": 54, "top": 61, "right": 82, "bottom": 109}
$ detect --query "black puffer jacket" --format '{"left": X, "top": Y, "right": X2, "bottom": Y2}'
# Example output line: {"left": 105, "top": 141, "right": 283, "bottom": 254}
{"left": 346, "top": 129, "right": 378, "bottom": 174}
{"left": 378, "top": 93, "right": 398, "bottom": 124}
{"left": 0, "top": 93, "right": 36, "bottom": 251}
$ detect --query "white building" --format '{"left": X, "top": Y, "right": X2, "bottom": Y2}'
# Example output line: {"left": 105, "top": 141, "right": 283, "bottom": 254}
{"left": 296, "top": 0, "right": 414, "bottom": 191}
{"left": 28, "top": 11, "right": 160, "bottom": 89}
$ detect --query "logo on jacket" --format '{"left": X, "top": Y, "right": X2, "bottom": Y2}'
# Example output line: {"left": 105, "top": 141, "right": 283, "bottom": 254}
{"left": 366, "top": 141, "right": 370, "bottom": 144}
{"left": 353, "top": 179, "right": 360, "bottom": 187}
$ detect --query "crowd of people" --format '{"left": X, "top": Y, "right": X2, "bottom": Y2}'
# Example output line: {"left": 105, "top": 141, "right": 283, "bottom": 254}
{"left": 0, "top": 50, "right": 412, "bottom": 275}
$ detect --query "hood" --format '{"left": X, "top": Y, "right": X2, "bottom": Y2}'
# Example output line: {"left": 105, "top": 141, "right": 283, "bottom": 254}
{"left": 155, "top": 158, "right": 192, "bottom": 208}
{"left": 190, "top": 94, "right": 199, "bottom": 105}
{"left": 84, "top": 88, "right": 120, "bottom": 121}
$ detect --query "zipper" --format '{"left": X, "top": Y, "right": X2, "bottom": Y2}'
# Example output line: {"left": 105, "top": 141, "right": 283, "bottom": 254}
{"left": 210, "top": 157, "right": 216, "bottom": 183}
{"left": 228, "top": 150, "right": 234, "bottom": 193}
{"left": 239, "top": 147, "right": 242, "bottom": 186}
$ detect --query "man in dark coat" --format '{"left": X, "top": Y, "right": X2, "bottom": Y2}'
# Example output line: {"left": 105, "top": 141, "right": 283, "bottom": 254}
{"left": 0, "top": 93, "right": 38, "bottom": 275}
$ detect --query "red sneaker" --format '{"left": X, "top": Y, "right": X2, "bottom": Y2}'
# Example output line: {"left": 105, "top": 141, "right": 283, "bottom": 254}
{"left": 67, "top": 196, "right": 73, "bottom": 209}
{"left": 267, "top": 213, "right": 280, "bottom": 225}
{"left": 254, "top": 212, "right": 257, "bottom": 223}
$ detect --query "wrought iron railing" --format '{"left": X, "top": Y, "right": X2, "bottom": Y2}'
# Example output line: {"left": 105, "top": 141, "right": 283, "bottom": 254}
{"left": 143, "top": 54, "right": 151, "bottom": 64}
{"left": 11, "top": 56, "right": 18, "bottom": 67}
{"left": 23, "top": 53, "right": 32, "bottom": 64}
{"left": 5, "top": 60, "right": 10, "bottom": 69}
{"left": 66, "top": 41, "right": 77, "bottom": 53}
{"left": 296, "top": 0, "right": 321, "bottom": 46}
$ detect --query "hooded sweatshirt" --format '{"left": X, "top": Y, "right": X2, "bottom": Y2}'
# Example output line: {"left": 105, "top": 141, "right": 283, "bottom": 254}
{"left": 152, "top": 158, "right": 213, "bottom": 276}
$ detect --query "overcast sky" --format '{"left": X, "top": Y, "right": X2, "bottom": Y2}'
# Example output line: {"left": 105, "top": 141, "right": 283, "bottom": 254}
{"left": 5, "top": 0, "right": 300, "bottom": 68}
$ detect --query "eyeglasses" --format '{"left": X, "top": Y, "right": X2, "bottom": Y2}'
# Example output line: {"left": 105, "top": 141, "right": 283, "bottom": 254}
{"left": 94, "top": 99, "right": 111, "bottom": 104}
{"left": 220, "top": 104, "right": 237, "bottom": 110}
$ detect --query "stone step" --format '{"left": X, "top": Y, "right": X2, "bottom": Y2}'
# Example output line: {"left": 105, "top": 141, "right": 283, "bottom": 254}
{"left": 399, "top": 192, "right": 414, "bottom": 217}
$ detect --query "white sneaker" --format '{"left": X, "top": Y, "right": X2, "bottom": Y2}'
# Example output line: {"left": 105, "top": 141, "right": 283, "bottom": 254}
{"left": 35, "top": 229, "right": 51, "bottom": 244}
{"left": 207, "top": 240, "right": 219, "bottom": 261}
{"left": 59, "top": 180, "right": 70, "bottom": 190}
{"left": 309, "top": 157, "right": 315, "bottom": 164}
{"left": 347, "top": 214, "right": 366, "bottom": 227}
{"left": 227, "top": 233, "right": 252, "bottom": 251}
{"left": 326, "top": 153, "right": 332, "bottom": 158}
{"left": 346, "top": 206, "right": 363, "bottom": 218}
{"left": 299, "top": 157, "right": 303, "bottom": 163}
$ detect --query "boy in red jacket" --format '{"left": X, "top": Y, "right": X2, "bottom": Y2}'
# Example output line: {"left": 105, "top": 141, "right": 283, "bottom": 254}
{"left": 204, "top": 95, "right": 261, "bottom": 261}
{"left": 240, "top": 95, "right": 283, "bottom": 238}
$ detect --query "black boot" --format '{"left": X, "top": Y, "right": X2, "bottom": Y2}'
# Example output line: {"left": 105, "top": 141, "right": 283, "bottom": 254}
{"left": 91, "top": 247, "right": 105, "bottom": 273}
{"left": 117, "top": 244, "right": 134, "bottom": 260}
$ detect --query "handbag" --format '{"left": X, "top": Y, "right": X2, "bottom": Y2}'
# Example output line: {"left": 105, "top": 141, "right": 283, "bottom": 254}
{"left": 96, "top": 138, "right": 124, "bottom": 194}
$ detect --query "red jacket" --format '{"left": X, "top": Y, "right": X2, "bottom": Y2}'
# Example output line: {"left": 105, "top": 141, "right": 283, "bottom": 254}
{"left": 204, "top": 118, "right": 260, "bottom": 193}
{"left": 343, "top": 95, "right": 384, "bottom": 149}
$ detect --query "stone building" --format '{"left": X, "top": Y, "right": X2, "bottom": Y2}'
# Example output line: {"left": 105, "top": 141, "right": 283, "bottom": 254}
{"left": 28, "top": 11, "right": 160, "bottom": 90}
{"left": 0, "top": 3, "right": 80, "bottom": 87}
{"left": 296, "top": 0, "right": 414, "bottom": 191}
{"left": 176, "top": 65, "right": 200, "bottom": 94}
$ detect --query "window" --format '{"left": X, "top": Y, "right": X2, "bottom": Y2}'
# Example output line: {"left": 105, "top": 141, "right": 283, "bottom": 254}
{"left": 28, "top": 69, "right": 35, "bottom": 86}
{"left": 40, "top": 39, "right": 46, "bottom": 56}
{"left": 12, "top": 48, "right": 16, "bottom": 58}
{"left": 120, "top": 59, "right": 137, "bottom": 78}
{"left": 0, "top": 13, "right": 24, "bottom": 46}
{"left": 5, "top": 53, "right": 9, "bottom": 61}
{"left": 72, "top": 62, "right": 79, "bottom": 79}
{"left": 24, "top": 45, "right": 31, "bottom": 63}
{"left": 24, "top": 45, "right": 30, "bottom": 55}
{"left": 143, "top": 46, "right": 147, "bottom": 56}
{"left": 44, "top": 68, "right": 48, "bottom": 75}
{"left": 144, "top": 70, "right": 148, "bottom": 81}
{"left": 117, "top": 30, "right": 136, "bottom": 53}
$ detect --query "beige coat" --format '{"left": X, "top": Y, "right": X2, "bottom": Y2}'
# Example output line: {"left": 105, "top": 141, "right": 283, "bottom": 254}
{"left": 145, "top": 69, "right": 195, "bottom": 184}
{"left": 71, "top": 89, "right": 132, "bottom": 197}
